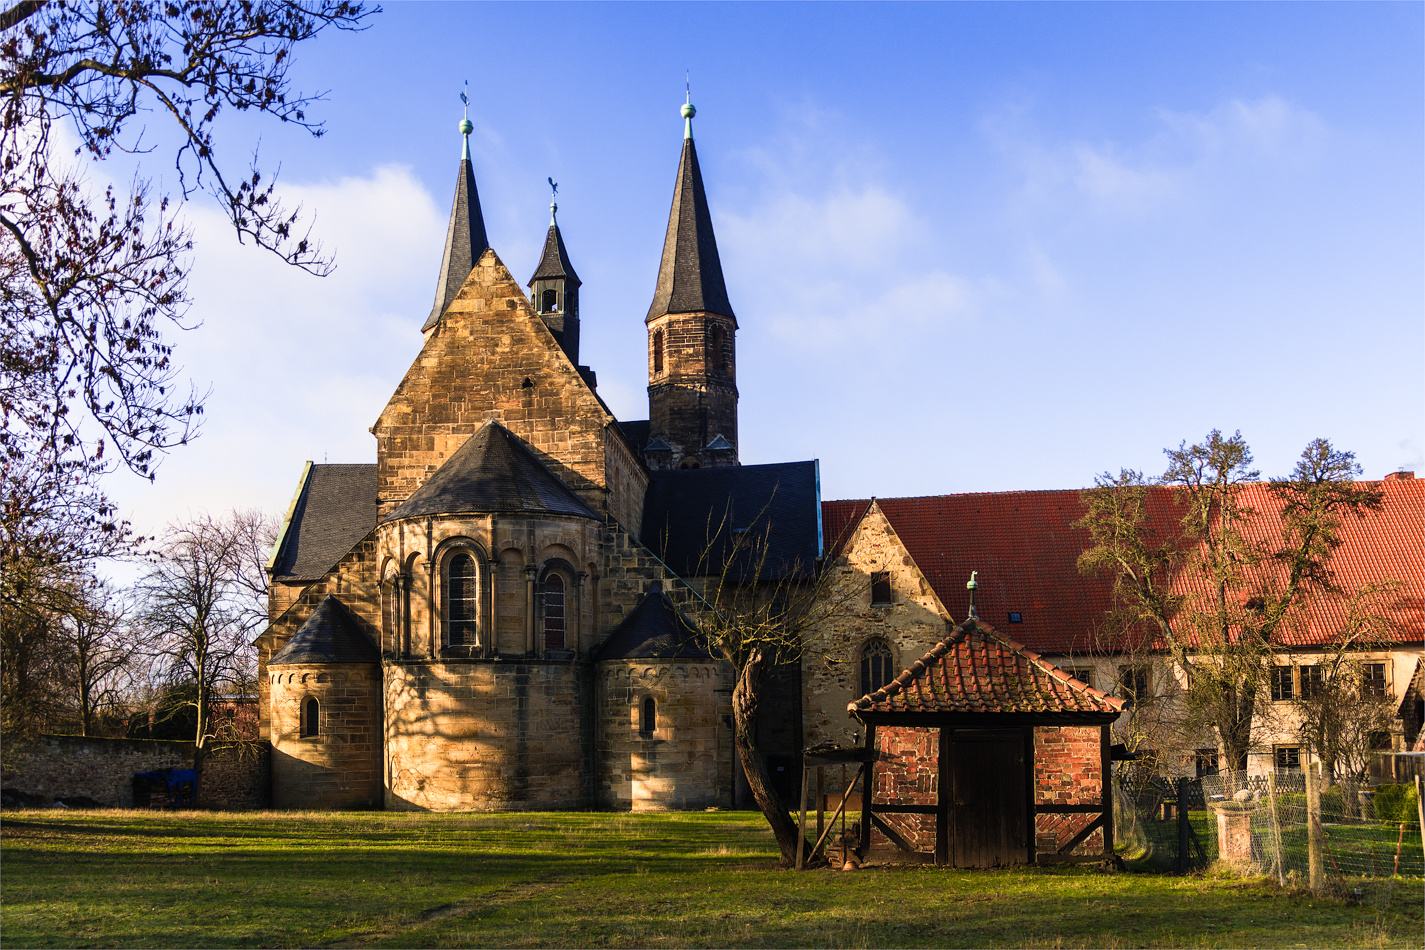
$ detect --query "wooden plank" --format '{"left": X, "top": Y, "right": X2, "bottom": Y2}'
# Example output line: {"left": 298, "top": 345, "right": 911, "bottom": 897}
{"left": 1024, "top": 727, "right": 1036, "bottom": 866}
{"left": 860, "top": 724, "right": 876, "bottom": 857}
{"left": 870, "top": 813, "right": 919, "bottom": 854}
{"left": 1100, "top": 723, "right": 1114, "bottom": 858}
{"left": 869, "top": 803, "right": 939, "bottom": 815}
{"left": 1036, "top": 804, "right": 1106, "bottom": 814}
{"left": 936, "top": 725, "right": 949, "bottom": 867}
{"left": 1056, "top": 813, "right": 1106, "bottom": 856}
{"left": 796, "top": 757, "right": 809, "bottom": 870}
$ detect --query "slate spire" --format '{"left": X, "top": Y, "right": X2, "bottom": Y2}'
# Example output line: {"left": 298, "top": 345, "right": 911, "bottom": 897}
{"left": 422, "top": 112, "right": 490, "bottom": 331}
{"left": 645, "top": 99, "right": 735, "bottom": 323}
{"left": 529, "top": 182, "right": 583, "bottom": 365}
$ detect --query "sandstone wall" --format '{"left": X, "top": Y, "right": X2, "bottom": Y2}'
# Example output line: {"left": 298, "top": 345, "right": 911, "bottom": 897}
{"left": 595, "top": 659, "right": 734, "bottom": 810}
{"left": 646, "top": 311, "right": 738, "bottom": 468}
{"left": 270, "top": 664, "right": 383, "bottom": 809}
{"left": 384, "top": 660, "right": 591, "bottom": 811}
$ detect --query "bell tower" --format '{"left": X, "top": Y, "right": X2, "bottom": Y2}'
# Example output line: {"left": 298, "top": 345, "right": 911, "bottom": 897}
{"left": 528, "top": 181, "right": 582, "bottom": 365}
{"left": 645, "top": 96, "right": 738, "bottom": 471}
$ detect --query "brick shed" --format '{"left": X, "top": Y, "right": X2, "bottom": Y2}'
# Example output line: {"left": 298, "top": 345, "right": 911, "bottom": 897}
{"left": 848, "top": 617, "right": 1124, "bottom": 868}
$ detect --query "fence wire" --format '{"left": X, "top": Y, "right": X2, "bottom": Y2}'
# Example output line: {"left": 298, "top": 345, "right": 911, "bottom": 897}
{"left": 1199, "top": 770, "right": 1422, "bottom": 905}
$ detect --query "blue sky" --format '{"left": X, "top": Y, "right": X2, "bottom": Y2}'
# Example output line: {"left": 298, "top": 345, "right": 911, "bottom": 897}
{"left": 103, "top": 2, "right": 1424, "bottom": 539}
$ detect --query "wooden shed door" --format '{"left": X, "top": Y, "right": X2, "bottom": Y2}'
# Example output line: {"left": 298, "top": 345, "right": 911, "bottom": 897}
{"left": 946, "top": 730, "right": 1029, "bottom": 868}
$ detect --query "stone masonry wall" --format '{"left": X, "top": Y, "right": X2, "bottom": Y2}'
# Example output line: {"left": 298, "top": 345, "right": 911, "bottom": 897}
{"left": 374, "top": 250, "right": 623, "bottom": 521}
{"left": 595, "top": 659, "right": 734, "bottom": 810}
{"left": 803, "top": 503, "right": 952, "bottom": 752}
{"left": 646, "top": 311, "right": 738, "bottom": 468}
{"left": 257, "top": 532, "right": 380, "bottom": 740}
{"left": 384, "top": 660, "right": 590, "bottom": 811}
{"left": 3, "top": 736, "right": 269, "bottom": 809}
{"left": 270, "top": 664, "right": 383, "bottom": 809}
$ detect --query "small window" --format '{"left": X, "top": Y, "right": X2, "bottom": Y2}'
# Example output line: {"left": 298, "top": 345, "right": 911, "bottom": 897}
{"left": 860, "top": 638, "right": 894, "bottom": 696}
{"left": 1007, "top": 611, "right": 1023, "bottom": 623}
{"left": 300, "top": 698, "right": 319, "bottom": 738}
{"left": 1118, "top": 666, "right": 1150, "bottom": 703}
{"left": 1368, "top": 730, "right": 1391, "bottom": 751}
{"left": 1063, "top": 668, "right": 1093, "bottom": 688}
{"left": 652, "top": 329, "right": 664, "bottom": 374}
{"left": 710, "top": 323, "right": 725, "bottom": 371}
{"left": 1363, "top": 663, "right": 1387, "bottom": 700}
{"left": 445, "top": 551, "right": 479, "bottom": 646}
{"left": 541, "top": 288, "right": 557, "bottom": 312}
{"left": 543, "top": 573, "right": 565, "bottom": 650}
{"left": 1299, "top": 664, "right": 1324, "bottom": 701}
{"left": 640, "top": 697, "right": 656, "bottom": 735}
{"left": 1274, "top": 745, "right": 1301, "bottom": 772}
{"left": 1194, "top": 748, "right": 1219, "bottom": 778}
{"left": 870, "top": 572, "right": 892, "bottom": 606}
{"left": 1270, "top": 666, "right": 1294, "bottom": 702}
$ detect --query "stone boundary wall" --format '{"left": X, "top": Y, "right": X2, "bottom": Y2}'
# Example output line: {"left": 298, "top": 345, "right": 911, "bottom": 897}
{"left": 2, "top": 736, "right": 270, "bottom": 809}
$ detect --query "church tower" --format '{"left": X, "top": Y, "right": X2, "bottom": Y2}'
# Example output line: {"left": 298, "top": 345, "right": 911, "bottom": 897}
{"left": 528, "top": 191, "right": 582, "bottom": 366}
{"left": 421, "top": 112, "right": 490, "bottom": 333}
{"left": 645, "top": 97, "right": 738, "bottom": 471}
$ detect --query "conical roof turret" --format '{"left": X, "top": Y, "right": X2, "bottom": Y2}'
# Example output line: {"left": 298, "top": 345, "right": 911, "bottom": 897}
{"left": 645, "top": 99, "right": 735, "bottom": 323}
{"left": 529, "top": 204, "right": 581, "bottom": 287}
{"left": 422, "top": 115, "right": 490, "bottom": 331}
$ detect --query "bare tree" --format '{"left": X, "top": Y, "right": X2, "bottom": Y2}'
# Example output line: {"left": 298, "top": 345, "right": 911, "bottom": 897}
{"left": 683, "top": 503, "right": 861, "bottom": 868}
{"left": 1077, "top": 432, "right": 1384, "bottom": 772}
{"left": 138, "top": 508, "right": 275, "bottom": 751}
{"left": 62, "top": 574, "right": 138, "bottom": 736}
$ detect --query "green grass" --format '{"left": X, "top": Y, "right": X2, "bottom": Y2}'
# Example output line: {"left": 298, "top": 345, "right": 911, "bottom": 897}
{"left": 2, "top": 809, "right": 1420, "bottom": 948}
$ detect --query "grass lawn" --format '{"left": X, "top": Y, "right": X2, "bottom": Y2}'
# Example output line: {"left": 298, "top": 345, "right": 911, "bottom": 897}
{"left": 1, "top": 809, "right": 1420, "bottom": 949}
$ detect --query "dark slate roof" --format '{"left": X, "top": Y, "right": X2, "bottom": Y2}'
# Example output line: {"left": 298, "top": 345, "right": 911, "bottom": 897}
{"left": 422, "top": 157, "right": 490, "bottom": 331}
{"left": 529, "top": 221, "right": 581, "bottom": 286}
{"left": 269, "top": 595, "right": 379, "bottom": 666}
{"left": 645, "top": 137, "right": 735, "bottom": 322}
{"left": 618, "top": 419, "right": 650, "bottom": 452}
{"left": 382, "top": 422, "right": 599, "bottom": 523}
{"left": 848, "top": 620, "right": 1125, "bottom": 718}
{"left": 641, "top": 461, "right": 821, "bottom": 580}
{"left": 270, "top": 464, "right": 378, "bottom": 582}
{"left": 592, "top": 587, "right": 713, "bottom": 661}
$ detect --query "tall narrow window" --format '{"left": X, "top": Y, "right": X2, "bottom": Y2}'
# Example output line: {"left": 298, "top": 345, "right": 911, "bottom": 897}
{"left": 640, "top": 697, "right": 656, "bottom": 735}
{"left": 301, "top": 698, "right": 319, "bottom": 738}
{"left": 446, "top": 551, "right": 479, "bottom": 646}
{"left": 1270, "top": 666, "right": 1294, "bottom": 702}
{"left": 1362, "top": 663, "right": 1387, "bottom": 699}
{"left": 710, "top": 324, "right": 725, "bottom": 371}
{"left": 860, "top": 638, "right": 894, "bottom": 696}
{"left": 1119, "top": 666, "right": 1151, "bottom": 703}
{"left": 1299, "top": 664, "right": 1324, "bottom": 701}
{"left": 870, "top": 572, "right": 892, "bottom": 606}
{"left": 543, "top": 573, "right": 565, "bottom": 650}
{"left": 652, "top": 329, "right": 664, "bottom": 374}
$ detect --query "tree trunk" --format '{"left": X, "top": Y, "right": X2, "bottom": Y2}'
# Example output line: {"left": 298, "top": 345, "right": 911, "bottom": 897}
{"left": 732, "top": 647, "right": 806, "bottom": 868}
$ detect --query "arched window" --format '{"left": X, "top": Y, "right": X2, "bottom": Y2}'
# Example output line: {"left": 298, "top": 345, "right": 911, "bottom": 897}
{"left": 541, "top": 288, "right": 557, "bottom": 312}
{"left": 640, "top": 697, "right": 656, "bottom": 735}
{"left": 543, "top": 573, "right": 566, "bottom": 650}
{"left": 381, "top": 563, "right": 401, "bottom": 653}
{"left": 301, "top": 697, "right": 319, "bottom": 738}
{"left": 860, "top": 639, "right": 894, "bottom": 696}
{"left": 652, "top": 329, "right": 664, "bottom": 374}
{"left": 445, "top": 550, "right": 480, "bottom": 646}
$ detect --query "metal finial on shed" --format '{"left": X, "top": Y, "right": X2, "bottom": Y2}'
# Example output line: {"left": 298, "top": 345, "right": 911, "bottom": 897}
{"left": 459, "top": 81, "right": 473, "bottom": 160}
{"left": 966, "top": 571, "right": 979, "bottom": 621}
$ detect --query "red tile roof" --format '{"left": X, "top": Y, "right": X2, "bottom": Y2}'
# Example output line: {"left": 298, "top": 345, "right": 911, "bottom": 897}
{"left": 824, "top": 478, "right": 1424, "bottom": 656}
{"left": 848, "top": 620, "right": 1125, "bottom": 716}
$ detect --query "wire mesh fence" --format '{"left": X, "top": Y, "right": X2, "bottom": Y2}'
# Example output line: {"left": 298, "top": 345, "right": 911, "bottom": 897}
{"left": 1114, "top": 767, "right": 1423, "bottom": 907}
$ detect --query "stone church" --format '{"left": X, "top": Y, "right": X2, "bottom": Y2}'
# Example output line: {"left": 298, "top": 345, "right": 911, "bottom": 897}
{"left": 257, "top": 100, "right": 822, "bottom": 811}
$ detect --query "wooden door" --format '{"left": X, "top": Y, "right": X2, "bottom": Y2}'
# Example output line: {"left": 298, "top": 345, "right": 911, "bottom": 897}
{"left": 947, "top": 730, "right": 1029, "bottom": 868}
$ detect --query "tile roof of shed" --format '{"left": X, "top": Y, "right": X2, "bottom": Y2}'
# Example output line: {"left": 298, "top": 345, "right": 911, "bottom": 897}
{"left": 642, "top": 461, "right": 820, "bottom": 580}
{"left": 592, "top": 587, "right": 713, "bottom": 661}
{"left": 382, "top": 422, "right": 599, "bottom": 523}
{"left": 270, "top": 464, "right": 377, "bottom": 583}
{"left": 268, "top": 595, "right": 379, "bottom": 666}
{"left": 848, "top": 620, "right": 1125, "bottom": 717}
{"left": 824, "top": 478, "right": 1424, "bottom": 656}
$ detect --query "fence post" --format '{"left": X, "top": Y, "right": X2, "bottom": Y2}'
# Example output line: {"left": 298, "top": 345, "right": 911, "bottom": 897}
{"left": 1415, "top": 775, "right": 1425, "bottom": 863}
{"left": 1306, "top": 761, "right": 1324, "bottom": 896}
{"left": 1176, "top": 777, "right": 1190, "bottom": 874}
{"left": 1266, "top": 772, "right": 1285, "bottom": 887}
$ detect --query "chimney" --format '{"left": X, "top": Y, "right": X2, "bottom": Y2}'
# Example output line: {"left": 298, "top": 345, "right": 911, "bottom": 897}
{"left": 1383, "top": 471, "right": 1416, "bottom": 481}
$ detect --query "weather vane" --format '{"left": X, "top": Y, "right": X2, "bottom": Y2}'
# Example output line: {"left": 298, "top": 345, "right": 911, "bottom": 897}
{"left": 460, "top": 80, "right": 469, "bottom": 118}
{"left": 548, "top": 177, "right": 558, "bottom": 224}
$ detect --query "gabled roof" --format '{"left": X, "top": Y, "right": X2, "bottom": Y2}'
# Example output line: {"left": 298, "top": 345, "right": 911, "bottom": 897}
{"left": 645, "top": 135, "right": 735, "bottom": 322}
{"left": 848, "top": 620, "right": 1124, "bottom": 718}
{"left": 268, "top": 595, "right": 379, "bottom": 666}
{"left": 641, "top": 461, "right": 820, "bottom": 580}
{"left": 593, "top": 587, "right": 712, "bottom": 661}
{"left": 382, "top": 422, "right": 599, "bottom": 523}
{"left": 529, "top": 221, "right": 581, "bottom": 286}
{"left": 824, "top": 477, "right": 1424, "bottom": 655}
{"left": 269, "top": 464, "right": 378, "bottom": 583}
{"left": 422, "top": 155, "right": 490, "bottom": 331}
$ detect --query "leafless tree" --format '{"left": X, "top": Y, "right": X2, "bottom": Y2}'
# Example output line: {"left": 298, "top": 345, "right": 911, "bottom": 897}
{"left": 138, "top": 508, "right": 274, "bottom": 750}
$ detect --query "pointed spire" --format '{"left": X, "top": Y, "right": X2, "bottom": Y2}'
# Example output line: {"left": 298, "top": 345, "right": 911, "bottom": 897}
{"left": 422, "top": 97, "right": 490, "bottom": 332}
{"left": 530, "top": 179, "right": 580, "bottom": 286}
{"left": 646, "top": 97, "right": 735, "bottom": 323}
